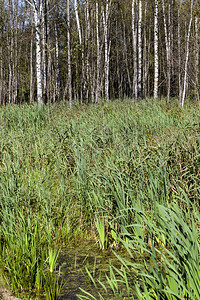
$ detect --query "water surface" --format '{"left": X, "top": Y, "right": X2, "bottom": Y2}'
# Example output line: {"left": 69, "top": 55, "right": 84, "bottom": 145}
{"left": 58, "top": 241, "right": 130, "bottom": 299}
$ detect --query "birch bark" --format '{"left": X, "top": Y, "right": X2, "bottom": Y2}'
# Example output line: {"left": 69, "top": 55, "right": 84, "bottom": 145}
{"left": 178, "top": 0, "right": 182, "bottom": 104}
{"left": 194, "top": 16, "right": 199, "bottom": 107}
{"left": 42, "top": 0, "right": 48, "bottom": 103}
{"left": 96, "top": 1, "right": 100, "bottom": 103}
{"left": 181, "top": 0, "right": 194, "bottom": 107}
{"left": 138, "top": 0, "right": 142, "bottom": 98}
{"left": 102, "top": 1, "right": 111, "bottom": 101}
{"left": 13, "top": 0, "right": 18, "bottom": 103}
{"left": 143, "top": 0, "right": 147, "bottom": 98}
{"left": 85, "top": 0, "right": 90, "bottom": 103}
{"left": 55, "top": 21, "right": 60, "bottom": 101}
{"left": 0, "top": 36, "right": 2, "bottom": 104}
{"left": 74, "top": 0, "right": 82, "bottom": 44}
{"left": 154, "top": 0, "right": 159, "bottom": 99}
{"left": 0, "top": 0, "right": 4, "bottom": 104}
{"left": 30, "top": 5, "right": 34, "bottom": 103}
{"left": 74, "top": 0, "right": 85, "bottom": 102}
{"left": 8, "top": 0, "right": 14, "bottom": 104}
{"left": 31, "top": 0, "right": 43, "bottom": 104}
{"left": 132, "top": 0, "right": 137, "bottom": 101}
{"left": 66, "top": 0, "right": 72, "bottom": 108}
{"left": 161, "top": 0, "right": 170, "bottom": 102}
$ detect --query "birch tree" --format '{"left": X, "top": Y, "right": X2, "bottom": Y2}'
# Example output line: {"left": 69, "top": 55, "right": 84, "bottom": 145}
{"left": 0, "top": 41, "right": 2, "bottom": 104}
{"left": 180, "top": 0, "right": 194, "bottom": 107}
{"left": 26, "top": 0, "right": 43, "bottom": 104}
{"left": 177, "top": 0, "right": 182, "bottom": 104}
{"left": 30, "top": 5, "right": 34, "bottom": 103}
{"left": 102, "top": 0, "right": 112, "bottom": 101}
{"left": 85, "top": 0, "right": 90, "bottom": 103}
{"left": 55, "top": 20, "right": 60, "bottom": 101}
{"left": 41, "top": 0, "right": 48, "bottom": 103}
{"left": 132, "top": 0, "right": 137, "bottom": 101}
{"left": 0, "top": 19, "right": 3, "bottom": 104}
{"left": 194, "top": 15, "right": 199, "bottom": 106}
{"left": 96, "top": 0, "right": 100, "bottom": 103}
{"left": 0, "top": 0, "right": 6, "bottom": 104}
{"left": 154, "top": 0, "right": 159, "bottom": 99}
{"left": 74, "top": 0, "right": 85, "bottom": 102}
{"left": 138, "top": 0, "right": 142, "bottom": 98}
{"left": 143, "top": 0, "right": 147, "bottom": 98}
{"left": 7, "top": 0, "right": 14, "bottom": 104}
{"left": 66, "top": 0, "right": 72, "bottom": 108}
{"left": 161, "top": 0, "right": 171, "bottom": 102}
{"left": 13, "top": 0, "right": 18, "bottom": 103}
{"left": 1, "top": 0, "right": 200, "bottom": 104}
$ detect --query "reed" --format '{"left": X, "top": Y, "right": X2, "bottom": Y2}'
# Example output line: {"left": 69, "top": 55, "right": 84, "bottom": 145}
{"left": 44, "top": 249, "right": 63, "bottom": 300}
{"left": 0, "top": 99, "right": 199, "bottom": 298}
{"left": 80, "top": 196, "right": 200, "bottom": 299}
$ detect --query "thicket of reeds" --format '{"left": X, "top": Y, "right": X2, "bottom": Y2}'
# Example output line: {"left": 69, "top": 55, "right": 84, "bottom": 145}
{"left": 0, "top": 99, "right": 199, "bottom": 299}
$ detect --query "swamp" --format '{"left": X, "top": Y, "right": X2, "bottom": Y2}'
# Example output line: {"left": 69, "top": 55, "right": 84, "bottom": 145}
{"left": 0, "top": 99, "right": 199, "bottom": 299}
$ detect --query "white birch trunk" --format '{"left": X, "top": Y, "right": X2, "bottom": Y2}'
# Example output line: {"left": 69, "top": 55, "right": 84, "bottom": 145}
{"left": 169, "top": 0, "right": 173, "bottom": 96}
{"left": 55, "top": 21, "right": 60, "bottom": 101}
{"left": 102, "top": 1, "right": 111, "bottom": 101}
{"left": 66, "top": 0, "right": 72, "bottom": 108}
{"left": 195, "top": 16, "right": 200, "bottom": 106}
{"left": 154, "top": 0, "right": 159, "bottom": 99}
{"left": 96, "top": 1, "right": 100, "bottom": 103}
{"left": 46, "top": 2, "right": 51, "bottom": 103}
{"left": 178, "top": 0, "right": 182, "bottom": 104}
{"left": 74, "top": 0, "right": 82, "bottom": 44}
{"left": 143, "top": 1, "right": 147, "bottom": 98}
{"left": 8, "top": 46, "right": 12, "bottom": 104}
{"left": 0, "top": 0, "right": 3, "bottom": 104}
{"left": 161, "top": 0, "right": 170, "bottom": 101}
{"left": 8, "top": 0, "right": 14, "bottom": 104}
{"left": 13, "top": 0, "right": 18, "bottom": 103}
{"left": 85, "top": 0, "right": 90, "bottom": 103}
{"left": 181, "top": 0, "right": 194, "bottom": 107}
{"left": 132, "top": 0, "right": 137, "bottom": 101}
{"left": 41, "top": 0, "right": 46, "bottom": 102}
{"left": 74, "top": 0, "right": 85, "bottom": 102}
{"left": 138, "top": 0, "right": 142, "bottom": 98}
{"left": 30, "top": 5, "right": 34, "bottom": 103}
{"left": 32, "top": 0, "right": 43, "bottom": 104}
{"left": 0, "top": 45, "right": 2, "bottom": 104}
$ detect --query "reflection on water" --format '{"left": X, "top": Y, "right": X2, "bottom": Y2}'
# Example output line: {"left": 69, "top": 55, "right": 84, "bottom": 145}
{"left": 58, "top": 241, "right": 127, "bottom": 300}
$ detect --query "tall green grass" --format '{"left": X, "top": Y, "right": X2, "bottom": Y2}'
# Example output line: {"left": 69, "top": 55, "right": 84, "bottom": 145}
{"left": 0, "top": 99, "right": 199, "bottom": 297}
{"left": 79, "top": 196, "right": 200, "bottom": 299}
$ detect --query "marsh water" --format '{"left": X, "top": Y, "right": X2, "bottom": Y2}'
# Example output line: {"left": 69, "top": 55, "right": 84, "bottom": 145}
{"left": 56, "top": 240, "right": 131, "bottom": 300}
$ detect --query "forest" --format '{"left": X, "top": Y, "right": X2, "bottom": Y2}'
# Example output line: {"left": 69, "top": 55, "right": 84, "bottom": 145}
{"left": 0, "top": 0, "right": 199, "bottom": 106}
{"left": 0, "top": 0, "right": 200, "bottom": 300}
